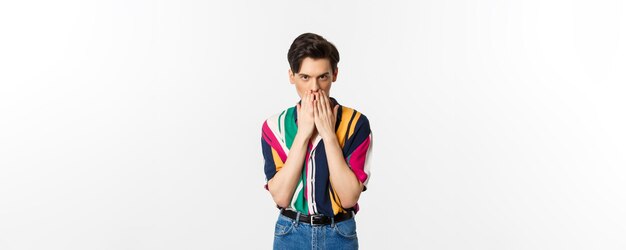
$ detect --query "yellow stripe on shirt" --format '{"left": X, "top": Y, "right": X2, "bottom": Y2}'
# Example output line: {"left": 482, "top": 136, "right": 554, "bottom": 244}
{"left": 336, "top": 107, "right": 354, "bottom": 148}
{"left": 329, "top": 185, "right": 345, "bottom": 214}
{"left": 348, "top": 111, "right": 361, "bottom": 139}
{"left": 271, "top": 148, "right": 284, "bottom": 171}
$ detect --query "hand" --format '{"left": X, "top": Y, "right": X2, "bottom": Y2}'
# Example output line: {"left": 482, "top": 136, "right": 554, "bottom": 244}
{"left": 313, "top": 90, "right": 339, "bottom": 141}
{"left": 296, "top": 90, "right": 316, "bottom": 138}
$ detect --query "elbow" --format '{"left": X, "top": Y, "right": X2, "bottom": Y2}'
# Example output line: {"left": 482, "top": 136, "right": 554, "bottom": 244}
{"left": 340, "top": 197, "right": 359, "bottom": 209}
{"left": 340, "top": 190, "right": 362, "bottom": 209}
{"left": 340, "top": 185, "right": 363, "bottom": 209}
{"left": 268, "top": 182, "right": 291, "bottom": 208}
{"left": 272, "top": 194, "right": 291, "bottom": 208}
{"left": 341, "top": 201, "right": 357, "bottom": 209}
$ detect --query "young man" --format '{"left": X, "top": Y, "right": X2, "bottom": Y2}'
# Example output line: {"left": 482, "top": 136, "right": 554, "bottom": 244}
{"left": 261, "top": 33, "right": 373, "bottom": 249}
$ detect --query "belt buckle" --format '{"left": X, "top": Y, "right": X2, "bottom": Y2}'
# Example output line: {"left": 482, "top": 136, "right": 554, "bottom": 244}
{"left": 310, "top": 214, "right": 325, "bottom": 225}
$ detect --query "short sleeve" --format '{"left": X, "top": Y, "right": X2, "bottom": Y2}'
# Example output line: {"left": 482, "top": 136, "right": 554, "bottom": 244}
{"left": 261, "top": 121, "right": 286, "bottom": 191}
{"left": 344, "top": 115, "right": 372, "bottom": 192}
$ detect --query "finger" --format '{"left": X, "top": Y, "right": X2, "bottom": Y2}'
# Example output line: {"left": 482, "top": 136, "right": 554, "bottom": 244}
{"left": 313, "top": 99, "right": 319, "bottom": 117}
{"left": 305, "top": 91, "right": 311, "bottom": 109}
{"left": 321, "top": 90, "right": 329, "bottom": 114}
{"left": 316, "top": 94, "right": 323, "bottom": 115}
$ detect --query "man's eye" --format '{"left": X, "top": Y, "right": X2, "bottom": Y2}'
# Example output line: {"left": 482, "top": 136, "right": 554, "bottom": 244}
{"left": 319, "top": 75, "right": 328, "bottom": 80}
{"left": 301, "top": 76, "right": 309, "bottom": 80}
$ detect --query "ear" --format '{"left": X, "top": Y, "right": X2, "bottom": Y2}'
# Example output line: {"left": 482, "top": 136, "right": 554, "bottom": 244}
{"left": 288, "top": 69, "right": 295, "bottom": 85}
{"left": 332, "top": 67, "right": 339, "bottom": 82}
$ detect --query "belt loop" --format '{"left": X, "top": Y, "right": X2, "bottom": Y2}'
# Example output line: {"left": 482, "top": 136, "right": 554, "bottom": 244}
{"left": 295, "top": 211, "right": 301, "bottom": 224}
{"left": 331, "top": 216, "right": 335, "bottom": 227}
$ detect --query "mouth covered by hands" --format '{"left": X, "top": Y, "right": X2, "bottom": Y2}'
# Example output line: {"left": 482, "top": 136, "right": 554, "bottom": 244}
{"left": 296, "top": 90, "right": 316, "bottom": 137}
{"left": 296, "top": 89, "right": 339, "bottom": 140}
{"left": 312, "top": 90, "right": 339, "bottom": 141}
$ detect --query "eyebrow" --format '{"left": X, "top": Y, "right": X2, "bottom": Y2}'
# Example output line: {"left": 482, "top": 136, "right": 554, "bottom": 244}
{"left": 298, "top": 73, "right": 330, "bottom": 77}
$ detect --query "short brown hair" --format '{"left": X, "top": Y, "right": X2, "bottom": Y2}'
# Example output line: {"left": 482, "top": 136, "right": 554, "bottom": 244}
{"left": 287, "top": 33, "right": 340, "bottom": 74}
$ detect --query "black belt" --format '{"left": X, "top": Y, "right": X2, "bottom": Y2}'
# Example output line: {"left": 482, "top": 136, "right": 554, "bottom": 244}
{"left": 280, "top": 209, "right": 354, "bottom": 225}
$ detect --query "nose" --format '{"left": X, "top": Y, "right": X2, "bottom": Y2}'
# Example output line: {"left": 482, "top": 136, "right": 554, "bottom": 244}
{"left": 311, "top": 79, "right": 320, "bottom": 92}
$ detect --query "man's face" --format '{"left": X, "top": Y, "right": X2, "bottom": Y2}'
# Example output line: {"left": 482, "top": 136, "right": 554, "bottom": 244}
{"left": 289, "top": 57, "right": 338, "bottom": 99}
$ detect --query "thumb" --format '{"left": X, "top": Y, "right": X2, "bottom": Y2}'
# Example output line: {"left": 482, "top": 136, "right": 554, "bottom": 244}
{"left": 297, "top": 103, "right": 301, "bottom": 112}
{"left": 334, "top": 104, "right": 339, "bottom": 115}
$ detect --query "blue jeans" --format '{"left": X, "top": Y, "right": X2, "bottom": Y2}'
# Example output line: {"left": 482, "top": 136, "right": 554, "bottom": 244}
{"left": 273, "top": 211, "right": 359, "bottom": 250}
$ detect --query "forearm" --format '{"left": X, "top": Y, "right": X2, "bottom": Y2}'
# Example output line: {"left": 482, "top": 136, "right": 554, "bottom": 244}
{"left": 267, "top": 132, "right": 310, "bottom": 208}
{"left": 324, "top": 136, "right": 363, "bottom": 209}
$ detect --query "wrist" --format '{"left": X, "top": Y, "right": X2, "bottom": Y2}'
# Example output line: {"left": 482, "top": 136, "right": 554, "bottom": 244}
{"left": 295, "top": 130, "right": 312, "bottom": 142}
{"left": 321, "top": 133, "right": 338, "bottom": 144}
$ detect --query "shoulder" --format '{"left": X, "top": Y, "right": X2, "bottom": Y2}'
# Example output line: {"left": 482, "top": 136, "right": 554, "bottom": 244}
{"left": 264, "top": 106, "right": 294, "bottom": 121}
{"left": 337, "top": 104, "right": 372, "bottom": 154}
{"left": 336, "top": 104, "right": 371, "bottom": 147}
{"left": 262, "top": 106, "right": 297, "bottom": 129}
{"left": 338, "top": 105, "right": 370, "bottom": 128}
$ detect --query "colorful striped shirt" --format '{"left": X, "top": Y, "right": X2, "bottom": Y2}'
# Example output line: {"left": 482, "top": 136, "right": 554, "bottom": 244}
{"left": 261, "top": 97, "right": 372, "bottom": 217}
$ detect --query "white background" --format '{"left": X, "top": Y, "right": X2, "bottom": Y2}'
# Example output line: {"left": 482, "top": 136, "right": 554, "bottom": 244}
{"left": 1, "top": 0, "right": 625, "bottom": 249}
